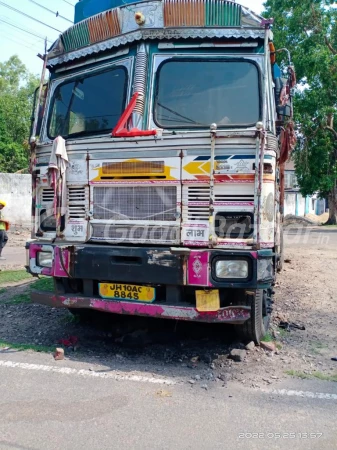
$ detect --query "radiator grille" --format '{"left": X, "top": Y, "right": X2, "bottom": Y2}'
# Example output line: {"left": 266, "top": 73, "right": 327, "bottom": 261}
{"left": 93, "top": 186, "right": 177, "bottom": 221}
{"left": 185, "top": 185, "right": 255, "bottom": 220}
{"left": 68, "top": 187, "right": 87, "bottom": 219}
{"left": 41, "top": 188, "right": 54, "bottom": 203}
{"left": 102, "top": 161, "right": 165, "bottom": 175}
{"left": 187, "top": 186, "right": 209, "bottom": 221}
{"left": 91, "top": 224, "right": 179, "bottom": 243}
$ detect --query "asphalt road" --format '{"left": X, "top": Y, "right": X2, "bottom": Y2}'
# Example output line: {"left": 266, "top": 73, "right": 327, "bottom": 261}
{"left": 0, "top": 351, "right": 336, "bottom": 450}
{"left": 0, "top": 227, "right": 336, "bottom": 450}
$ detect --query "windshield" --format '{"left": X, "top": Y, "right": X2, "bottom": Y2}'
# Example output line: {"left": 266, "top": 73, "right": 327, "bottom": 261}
{"left": 154, "top": 59, "right": 260, "bottom": 128}
{"left": 48, "top": 66, "right": 127, "bottom": 139}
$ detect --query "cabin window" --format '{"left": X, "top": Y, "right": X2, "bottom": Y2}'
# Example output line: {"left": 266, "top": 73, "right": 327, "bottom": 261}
{"left": 154, "top": 59, "right": 261, "bottom": 128}
{"left": 48, "top": 66, "right": 127, "bottom": 139}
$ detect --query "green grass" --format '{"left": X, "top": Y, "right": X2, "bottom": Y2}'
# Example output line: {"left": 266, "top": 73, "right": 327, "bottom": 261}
{"left": 277, "top": 327, "right": 289, "bottom": 339}
{"left": 286, "top": 370, "right": 337, "bottom": 382}
{"left": 310, "top": 341, "right": 329, "bottom": 355}
{"left": 4, "top": 293, "right": 31, "bottom": 305}
{"left": 0, "top": 275, "right": 54, "bottom": 305}
{"left": 262, "top": 332, "right": 273, "bottom": 342}
{"left": 31, "top": 277, "right": 53, "bottom": 291}
{"left": 0, "top": 270, "right": 32, "bottom": 285}
{"left": 0, "top": 340, "right": 54, "bottom": 353}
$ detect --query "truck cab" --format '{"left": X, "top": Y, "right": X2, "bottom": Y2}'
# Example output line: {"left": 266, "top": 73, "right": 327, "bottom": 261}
{"left": 27, "top": 0, "right": 295, "bottom": 343}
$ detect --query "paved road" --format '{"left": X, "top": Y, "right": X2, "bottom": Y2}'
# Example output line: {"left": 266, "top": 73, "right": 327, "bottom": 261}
{"left": 0, "top": 246, "right": 25, "bottom": 269}
{"left": 0, "top": 351, "right": 336, "bottom": 450}
{"left": 284, "top": 227, "right": 337, "bottom": 249}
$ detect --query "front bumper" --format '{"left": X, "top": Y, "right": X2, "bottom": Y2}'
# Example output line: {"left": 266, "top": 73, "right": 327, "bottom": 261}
{"left": 31, "top": 290, "right": 251, "bottom": 324}
{"left": 28, "top": 241, "right": 274, "bottom": 324}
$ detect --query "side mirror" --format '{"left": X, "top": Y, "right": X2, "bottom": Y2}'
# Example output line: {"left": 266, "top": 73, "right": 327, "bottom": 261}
{"left": 30, "top": 83, "right": 48, "bottom": 140}
{"left": 274, "top": 77, "right": 292, "bottom": 119}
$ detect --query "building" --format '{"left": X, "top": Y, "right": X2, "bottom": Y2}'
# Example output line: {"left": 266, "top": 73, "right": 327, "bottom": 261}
{"left": 284, "top": 160, "right": 326, "bottom": 216}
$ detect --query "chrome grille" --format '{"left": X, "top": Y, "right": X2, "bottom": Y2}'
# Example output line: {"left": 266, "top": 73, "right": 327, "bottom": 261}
{"left": 93, "top": 186, "right": 177, "bottom": 221}
{"left": 91, "top": 224, "right": 179, "bottom": 243}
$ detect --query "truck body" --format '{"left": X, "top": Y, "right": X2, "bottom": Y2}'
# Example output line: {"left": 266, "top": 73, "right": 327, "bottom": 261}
{"left": 27, "top": 0, "right": 294, "bottom": 343}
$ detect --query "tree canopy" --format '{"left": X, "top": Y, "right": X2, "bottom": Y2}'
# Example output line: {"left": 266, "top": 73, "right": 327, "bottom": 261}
{"left": 0, "top": 55, "right": 39, "bottom": 173}
{"left": 264, "top": 0, "right": 337, "bottom": 223}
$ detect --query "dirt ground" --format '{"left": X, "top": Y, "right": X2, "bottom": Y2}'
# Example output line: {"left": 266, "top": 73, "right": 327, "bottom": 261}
{"left": 0, "top": 227, "right": 336, "bottom": 388}
{"left": 5, "top": 228, "right": 31, "bottom": 248}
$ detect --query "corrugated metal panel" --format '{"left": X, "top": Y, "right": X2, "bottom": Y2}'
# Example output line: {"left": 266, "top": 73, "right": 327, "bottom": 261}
{"left": 164, "top": 0, "right": 205, "bottom": 27}
{"left": 205, "top": 0, "right": 241, "bottom": 27}
{"left": 164, "top": 0, "right": 241, "bottom": 27}
{"left": 63, "top": 21, "right": 90, "bottom": 52}
{"left": 63, "top": 10, "right": 120, "bottom": 52}
{"left": 88, "top": 10, "right": 121, "bottom": 44}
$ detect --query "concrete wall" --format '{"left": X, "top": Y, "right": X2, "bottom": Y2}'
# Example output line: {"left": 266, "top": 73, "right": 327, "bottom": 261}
{"left": 0, "top": 173, "right": 31, "bottom": 227}
{"left": 284, "top": 191, "right": 326, "bottom": 217}
{"left": 284, "top": 192, "right": 296, "bottom": 216}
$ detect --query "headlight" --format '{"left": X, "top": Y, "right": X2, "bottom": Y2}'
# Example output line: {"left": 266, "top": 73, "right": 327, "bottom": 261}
{"left": 215, "top": 260, "right": 248, "bottom": 279}
{"left": 37, "top": 251, "right": 53, "bottom": 268}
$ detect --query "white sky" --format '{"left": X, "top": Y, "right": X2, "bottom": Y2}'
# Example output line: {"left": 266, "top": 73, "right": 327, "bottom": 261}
{"left": 0, "top": 0, "right": 265, "bottom": 76}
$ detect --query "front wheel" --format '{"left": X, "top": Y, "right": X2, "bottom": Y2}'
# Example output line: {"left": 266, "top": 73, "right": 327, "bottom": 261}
{"left": 235, "top": 289, "right": 272, "bottom": 344}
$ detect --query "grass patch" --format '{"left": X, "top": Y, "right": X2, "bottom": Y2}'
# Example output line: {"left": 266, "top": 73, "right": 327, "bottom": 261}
{"left": 31, "top": 277, "right": 53, "bottom": 291}
{"left": 4, "top": 293, "right": 31, "bottom": 305}
{"left": 0, "top": 340, "right": 54, "bottom": 353}
{"left": 0, "top": 288, "right": 6, "bottom": 295}
{"left": 286, "top": 370, "right": 337, "bottom": 382}
{"left": 0, "top": 275, "right": 54, "bottom": 305}
{"left": 310, "top": 341, "right": 329, "bottom": 355}
{"left": 0, "top": 270, "right": 32, "bottom": 285}
{"left": 277, "top": 327, "right": 289, "bottom": 339}
{"left": 262, "top": 332, "right": 273, "bottom": 342}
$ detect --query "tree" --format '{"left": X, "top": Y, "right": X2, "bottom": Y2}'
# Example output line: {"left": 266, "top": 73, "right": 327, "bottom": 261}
{"left": 0, "top": 55, "right": 39, "bottom": 173}
{"left": 264, "top": 0, "right": 337, "bottom": 224}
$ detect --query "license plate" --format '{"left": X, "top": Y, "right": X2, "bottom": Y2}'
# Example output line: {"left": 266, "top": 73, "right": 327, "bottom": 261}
{"left": 196, "top": 290, "right": 220, "bottom": 312}
{"left": 99, "top": 283, "right": 155, "bottom": 302}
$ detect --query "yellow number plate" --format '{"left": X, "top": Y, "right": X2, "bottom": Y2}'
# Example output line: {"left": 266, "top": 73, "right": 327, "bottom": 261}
{"left": 99, "top": 283, "right": 155, "bottom": 302}
{"left": 196, "top": 290, "right": 220, "bottom": 312}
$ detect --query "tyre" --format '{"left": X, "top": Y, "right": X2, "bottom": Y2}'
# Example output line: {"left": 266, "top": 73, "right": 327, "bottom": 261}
{"left": 235, "top": 289, "right": 272, "bottom": 344}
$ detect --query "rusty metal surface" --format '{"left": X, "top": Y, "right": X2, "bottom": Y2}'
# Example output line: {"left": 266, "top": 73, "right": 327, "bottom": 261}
{"left": 88, "top": 10, "right": 121, "bottom": 44}
{"left": 31, "top": 290, "right": 251, "bottom": 324}
{"left": 164, "top": 0, "right": 205, "bottom": 27}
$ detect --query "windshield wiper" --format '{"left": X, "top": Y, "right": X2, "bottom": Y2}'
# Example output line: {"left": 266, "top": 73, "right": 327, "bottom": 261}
{"left": 157, "top": 102, "right": 202, "bottom": 125}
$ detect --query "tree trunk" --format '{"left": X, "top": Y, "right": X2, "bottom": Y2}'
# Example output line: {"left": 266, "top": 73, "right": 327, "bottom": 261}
{"left": 327, "top": 188, "right": 337, "bottom": 225}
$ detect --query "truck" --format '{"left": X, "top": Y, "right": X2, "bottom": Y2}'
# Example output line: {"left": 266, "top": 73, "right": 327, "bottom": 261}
{"left": 27, "top": 0, "right": 295, "bottom": 343}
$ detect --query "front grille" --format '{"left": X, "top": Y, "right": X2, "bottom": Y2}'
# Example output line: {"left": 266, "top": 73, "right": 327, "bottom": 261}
{"left": 41, "top": 188, "right": 54, "bottom": 203}
{"left": 102, "top": 161, "right": 165, "bottom": 175}
{"left": 93, "top": 186, "right": 177, "bottom": 221}
{"left": 186, "top": 186, "right": 209, "bottom": 221}
{"left": 91, "top": 224, "right": 179, "bottom": 243}
{"left": 68, "top": 187, "right": 88, "bottom": 219}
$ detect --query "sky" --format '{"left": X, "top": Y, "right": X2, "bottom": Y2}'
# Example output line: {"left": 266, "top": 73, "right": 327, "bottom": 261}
{"left": 0, "top": 0, "right": 265, "bottom": 77}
